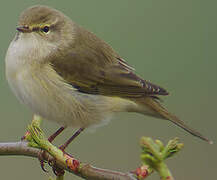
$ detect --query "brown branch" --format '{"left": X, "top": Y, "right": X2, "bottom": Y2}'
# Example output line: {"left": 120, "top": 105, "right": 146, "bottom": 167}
{"left": 0, "top": 118, "right": 183, "bottom": 180}
{"left": 0, "top": 141, "right": 147, "bottom": 180}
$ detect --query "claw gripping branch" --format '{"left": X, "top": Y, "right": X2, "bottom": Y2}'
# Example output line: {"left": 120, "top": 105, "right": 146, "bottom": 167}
{"left": 24, "top": 115, "right": 183, "bottom": 180}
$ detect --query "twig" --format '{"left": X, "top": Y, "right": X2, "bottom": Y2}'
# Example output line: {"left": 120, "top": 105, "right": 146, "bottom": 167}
{"left": 0, "top": 116, "right": 183, "bottom": 180}
{"left": 0, "top": 141, "right": 139, "bottom": 180}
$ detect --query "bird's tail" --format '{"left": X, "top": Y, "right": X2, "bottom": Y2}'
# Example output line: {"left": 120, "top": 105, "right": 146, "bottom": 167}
{"left": 134, "top": 97, "right": 212, "bottom": 144}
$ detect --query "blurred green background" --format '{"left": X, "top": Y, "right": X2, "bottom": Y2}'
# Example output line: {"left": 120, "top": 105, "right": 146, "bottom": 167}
{"left": 0, "top": 0, "right": 216, "bottom": 179}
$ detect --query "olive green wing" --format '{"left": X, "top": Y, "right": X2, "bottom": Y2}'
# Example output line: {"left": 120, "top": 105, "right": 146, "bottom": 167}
{"left": 50, "top": 27, "right": 168, "bottom": 98}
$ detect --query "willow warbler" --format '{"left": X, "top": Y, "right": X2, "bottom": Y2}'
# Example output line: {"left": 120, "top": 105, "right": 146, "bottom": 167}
{"left": 5, "top": 5, "right": 212, "bottom": 144}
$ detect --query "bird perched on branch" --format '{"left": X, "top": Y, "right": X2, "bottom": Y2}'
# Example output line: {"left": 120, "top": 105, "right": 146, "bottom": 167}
{"left": 5, "top": 5, "right": 212, "bottom": 153}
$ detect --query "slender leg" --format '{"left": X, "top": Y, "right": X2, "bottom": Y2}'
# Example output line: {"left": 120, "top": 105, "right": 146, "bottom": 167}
{"left": 59, "top": 128, "right": 85, "bottom": 151}
{"left": 48, "top": 128, "right": 84, "bottom": 176}
{"left": 40, "top": 127, "right": 84, "bottom": 175}
{"left": 39, "top": 126, "right": 65, "bottom": 172}
{"left": 48, "top": 126, "right": 65, "bottom": 142}
{"left": 51, "top": 128, "right": 84, "bottom": 176}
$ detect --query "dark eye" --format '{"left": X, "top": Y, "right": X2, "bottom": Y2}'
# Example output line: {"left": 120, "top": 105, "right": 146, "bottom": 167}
{"left": 42, "top": 26, "right": 50, "bottom": 33}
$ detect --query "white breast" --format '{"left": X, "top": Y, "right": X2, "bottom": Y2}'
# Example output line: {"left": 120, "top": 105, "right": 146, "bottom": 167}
{"left": 5, "top": 33, "right": 38, "bottom": 105}
{"left": 5, "top": 32, "right": 138, "bottom": 129}
{"left": 5, "top": 32, "right": 55, "bottom": 105}
{"left": 6, "top": 33, "right": 35, "bottom": 71}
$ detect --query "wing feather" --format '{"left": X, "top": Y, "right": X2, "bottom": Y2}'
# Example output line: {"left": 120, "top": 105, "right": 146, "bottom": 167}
{"left": 50, "top": 25, "right": 169, "bottom": 98}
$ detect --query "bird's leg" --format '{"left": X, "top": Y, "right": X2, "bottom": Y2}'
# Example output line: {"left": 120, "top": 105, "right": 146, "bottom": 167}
{"left": 40, "top": 127, "right": 84, "bottom": 176}
{"left": 39, "top": 126, "right": 65, "bottom": 172}
{"left": 59, "top": 127, "right": 85, "bottom": 151}
{"left": 48, "top": 127, "right": 65, "bottom": 142}
{"left": 49, "top": 127, "right": 85, "bottom": 176}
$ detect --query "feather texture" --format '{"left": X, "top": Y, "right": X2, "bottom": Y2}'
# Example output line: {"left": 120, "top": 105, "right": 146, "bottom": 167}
{"left": 50, "top": 24, "right": 168, "bottom": 98}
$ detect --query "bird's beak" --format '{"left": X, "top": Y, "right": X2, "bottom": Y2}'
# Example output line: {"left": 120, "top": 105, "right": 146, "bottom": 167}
{"left": 16, "top": 26, "right": 32, "bottom": 33}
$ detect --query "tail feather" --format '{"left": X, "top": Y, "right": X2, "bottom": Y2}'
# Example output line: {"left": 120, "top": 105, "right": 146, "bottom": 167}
{"left": 141, "top": 97, "right": 213, "bottom": 144}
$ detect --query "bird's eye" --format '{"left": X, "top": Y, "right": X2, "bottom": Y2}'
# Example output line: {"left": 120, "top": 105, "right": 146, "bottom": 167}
{"left": 42, "top": 26, "right": 50, "bottom": 33}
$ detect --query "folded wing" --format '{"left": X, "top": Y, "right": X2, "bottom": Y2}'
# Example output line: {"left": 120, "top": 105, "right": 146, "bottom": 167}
{"left": 50, "top": 26, "right": 169, "bottom": 98}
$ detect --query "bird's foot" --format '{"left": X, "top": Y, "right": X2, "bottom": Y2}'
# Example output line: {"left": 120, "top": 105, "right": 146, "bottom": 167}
{"left": 49, "top": 158, "right": 65, "bottom": 176}
{"left": 38, "top": 126, "right": 66, "bottom": 173}
{"left": 38, "top": 149, "right": 49, "bottom": 172}
{"left": 37, "top": 149, "right": 65, "bottom": 176}
{"left": 26, "top": 115, "right": 81, "bottom": 176}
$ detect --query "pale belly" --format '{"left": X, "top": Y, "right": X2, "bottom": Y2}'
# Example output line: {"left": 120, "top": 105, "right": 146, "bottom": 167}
{"left": 5, "top": 34, "right": 138, "bottom": 128}
{"left": 6, "top": 62, "right": 138, "bottom": 128}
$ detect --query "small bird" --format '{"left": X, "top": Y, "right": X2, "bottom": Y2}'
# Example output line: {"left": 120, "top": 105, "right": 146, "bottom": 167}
{"left": 5, "top": 5, "right": 212, "bottom": 148}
